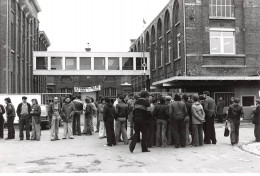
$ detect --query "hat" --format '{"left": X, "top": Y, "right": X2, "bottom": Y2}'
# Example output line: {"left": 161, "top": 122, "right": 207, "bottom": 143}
{"left": 256, "top": 99, "right": 260, "bottom": 103}
{"left": 165, "top": 96, "right": 172, "bottom": 101}
{"left": 22, "top": 96, "right": 27, "bottom": 100}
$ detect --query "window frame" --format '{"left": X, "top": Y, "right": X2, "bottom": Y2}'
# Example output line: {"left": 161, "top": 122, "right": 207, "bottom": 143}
{"left": 209, "top": 0, "right": 235, "bottom": 18}
{"left": 177, "top": 34, "right": 181, "bottom": 59}
{"left": 209, "top": 28, "right": 236, "bottom": 55}
{"left": 241, "top": 95, "right": 255, "bottom": 107}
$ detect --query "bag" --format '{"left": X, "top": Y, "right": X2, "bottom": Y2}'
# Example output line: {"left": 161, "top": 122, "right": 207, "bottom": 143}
{"left": 224, "top": 122, "right": 229, "bottom": 137}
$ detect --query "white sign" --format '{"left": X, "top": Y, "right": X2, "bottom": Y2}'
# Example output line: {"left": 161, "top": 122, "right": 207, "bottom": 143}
{"left": 74, "top": 85, "right": 101, "bottom": 93}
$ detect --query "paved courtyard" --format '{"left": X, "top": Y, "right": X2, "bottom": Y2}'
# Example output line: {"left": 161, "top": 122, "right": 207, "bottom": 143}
{"left": 0, "top": 122, "right": 259, "bottom": 173}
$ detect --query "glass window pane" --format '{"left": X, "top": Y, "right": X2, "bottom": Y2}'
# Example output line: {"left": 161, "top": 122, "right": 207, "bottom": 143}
{"left": 80, "top": 57, "right": 91, "bottom": 70}
{"left": 213, "top": 0, "right": 216, "bottom": 5}
{"left": 217, "top": 6, "right": 221, "bottom": 16}
{"left": 231, "top": 6, "right": 234, "bottom": 17}
{"left": 210, "top": 31, "right": 221, "bottom": 36}
{"left": 217, "top": 0, "right": 221, "bottom": 5}
{"left": 36, "top": 57, "right": 48, "bottom": 70}
{"left": 226, "top": 6, "right": 231, "bottom": 17}
{"left": 136, "top": 57, "right": 147, "bottom": 70}
{"left": 222, "top": 6, "right": 226, "bottom": 17}
{"left": 108, "top": 57, "right": 119, "bottom": 70}
{"left": 122, "top": 57, "right": 133, "bottom": 70}
{"left": 94, "top": 57, "right": 105, "bottom": 70}
{"left": 210, "top": 38, "right": 221, "bottom": 53}
{"left": 65, "top": 57, "right": 77, "bottom": 70}
{"left": 226, "top": 0, "right": 231, "bottom": 5}
{"left": 223, "top": 38, "right": 234, "bottom": 53}
{"left": 51, "top": 57, "right": 62, "bottom": 70}
{"left": 222, "top": 0, "right": 225, "bottom": 5}
{"left": 242, "top": 96, "right": 255, "bottom": 106}
{"left": 212, "top": 5, "right": 217, "bottom": 16}
{"left": 222, "top": 31, "right": 233, "bottom": 36}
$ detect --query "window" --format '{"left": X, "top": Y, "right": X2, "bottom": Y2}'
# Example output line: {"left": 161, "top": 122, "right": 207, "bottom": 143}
{"left": 214, "top": 92, "right": 234, "bottom": 107}
{"left": 60, "top": 88, "right": 73, "bottom": 94}
{"left": 122, "top": 57, "right": 133, "bottom": 70}
{"left": 136, "top": 57, "right": 147, "bottom": 70}
{"left": 177, "top": 34, "right": 181, "bottom": 58}
{"left": 104, "top": 88, "right": 117, "bottom": 97}
{"left": 154, "top": 51, "right": 157, "bottom": 69}
{"left": 210, "top": 30, "right": 235, "bottom": 54}
{"left": 80, "top": 57, "right": 91, "bottom": 70}
{"left": 160, "top": 46, "right": 163, "bottom": 66}
{"left": 65, "top": 57, "right": 77, "bottom": 70}
{"left": 209, "top": 0, "right": 234, "bottom": 18}
{"left": 242, "top": 96, "right": 255, "bottom": 107}
{"left": 108, "top": 57, "right": 119, "bottom": 70}
{"left": 168, "top": 44, "right": 171, "bottom": 63}
{"left": 51, "top": 57, "right": 62, "bottom": 70}
{"left": 94, "top": 57, "right": 105, "bottom": 70}
{"left": 11, "top": 23, "right": 15, "bottom": 51}
{"left": 36, "top": 57, "right": 48, "bottom": 70}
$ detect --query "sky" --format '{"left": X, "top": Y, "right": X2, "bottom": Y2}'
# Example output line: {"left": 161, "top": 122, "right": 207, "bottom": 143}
{"left": 37, "top": 0, "right": 170, "bottom": 52}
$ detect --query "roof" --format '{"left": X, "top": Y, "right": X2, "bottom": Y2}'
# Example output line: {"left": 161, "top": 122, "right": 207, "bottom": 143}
{"left": 152, "top": 76, "right": 260, "bottom": 86}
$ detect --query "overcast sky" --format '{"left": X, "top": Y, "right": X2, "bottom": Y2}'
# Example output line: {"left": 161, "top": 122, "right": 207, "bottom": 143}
{"left": 37, "top": 0, "right": 170, "bottom": 52}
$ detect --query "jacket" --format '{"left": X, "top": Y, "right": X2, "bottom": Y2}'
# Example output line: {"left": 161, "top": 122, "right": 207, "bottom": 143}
{"left": 169, "top": 101, "right": 187, "bottom": 121}
{"left": 17, "top": 102, "right": 32, "bottom": 118}
{"left": 103, "top": 103, "right": 115, "bottom": 123}
{"left": 204, "top": 96, "right": 216, "bottom": 117}
{"left": 191, "top": 102, "right": 205, "bottom": 124}
{"left": 73, "top": 99, "right": 83, "bottom": 114}
{"left": 216, "top": 101, "right": 225, "bottom": 115}
{"left": 253, "top": 105, "right": 260, "bottom": 125}
{"left": 5, "top": 103, "right": 15, "bottom": 118}
{"left": 61, "top": 102, "right": 75, "bottom": 123}
{"left": 85, "top": 103, "right": 94, "bottom": 119}
{"left": 116, "top": 102, "right": 128, "bottom": 119}
{"left": 133, "top": 98, "right": 152, "bottom": 121}
{"left": 48, "top": 103, "right": 62, "bottom": 123}
{"left": 97, "top": 103, "right": 105, "bottom": 121}
{"left": 31, "top": 104, "right": 41, "bottom": 124}
{"left": 228, "top": 104, "right": 244, "bottom": 121}
{"left": 153, "top": 103, "right": 169, "bottom": 121}
{"left": 0, "top": 104, "right": 5, "bottom": 120}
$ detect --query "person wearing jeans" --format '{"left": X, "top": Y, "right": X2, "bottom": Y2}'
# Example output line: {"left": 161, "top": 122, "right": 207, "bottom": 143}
{"left": 191, "top": 95, "right": 205, "bottom": 146}
{"left": 98, "top": 98, "right": 106, "bottom": 138}
{"left": 30, "top": 99, "right": 41, "bottom": 141}
{"left": 227, "top": 98, "right": 244, "bottom": 145}
{"left": 72, "top": 95, "right": 83, "bottom": 136}
{"left": 16, "top": 96, "right": 32, "bottom": 140}
{"left": 48, "top": 97, "right": 62, "bottom": 141}
{"left": 4, "top": 98, "right": 16, "bottom": 140}
{"left": 153, "top": 96, "right": 169, "bottom": 148}
{"left": 115, "top": 95, "right": 128, "bottom": 145}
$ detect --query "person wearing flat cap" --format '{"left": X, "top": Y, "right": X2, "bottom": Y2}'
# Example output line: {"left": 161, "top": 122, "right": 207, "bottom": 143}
{"left": 16, "top": 96, "right": 32, "bottom": 140}
{"left": 253, "top": 99, "right": 260, "bottom": 142}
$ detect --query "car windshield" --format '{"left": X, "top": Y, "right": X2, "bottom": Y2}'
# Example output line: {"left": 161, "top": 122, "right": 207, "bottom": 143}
{"left": 40, "top": 105, "right": 48, "bottom": 116}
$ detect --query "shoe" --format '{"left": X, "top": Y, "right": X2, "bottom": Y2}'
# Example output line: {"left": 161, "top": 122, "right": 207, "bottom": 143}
{"left": 181, "top": 145, "right": 186, "bottom": 148}
{"left": 129, "top": 148, "right": 133, "bottom": 153}
{"left": 78, "top": 134, "right": 82, "bottom": 136}
{"left": 104, "top": 144, "right": 112, "bottom": 147}
{"left": 62, "top": 137, "right": 67, "bottom": 139}
{"left": 20, "top": 138, "right": 23, "bottom": 141}
{"left": 26, "top": 138, "right": 30, "bottom": 140}
{"left": 175, "top": 145, "right": 180, "bottom": 148}
{"left": 95, "top": 131, "right": 99, "bottom": 133}
{"left": 55, "top": 138, "right": 60, "bottom": 140}
{"left": 231, "top": 142, "right": 235, "bottom": 145}
{"left": 69, "top": 137, "right": 74, "bottom": 139}
{"left": 204, "top": 141, "right": 211, "bottom": 144}
{"left": 142, "top": 150, "right": 150, "bottom": 153}
{"left": 51, "top": 139, "right": 55, "bottom": 141}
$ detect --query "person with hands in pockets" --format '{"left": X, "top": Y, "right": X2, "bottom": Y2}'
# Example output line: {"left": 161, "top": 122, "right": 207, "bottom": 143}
{"left": 30, "top": 99, "right": 41, "bottom": 141}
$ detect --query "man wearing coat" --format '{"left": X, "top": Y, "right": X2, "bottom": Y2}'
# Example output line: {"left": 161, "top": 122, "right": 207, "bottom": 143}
{"left": 0, "top": 104, "right": 5, "bottom": 139}
{"left": 17, "top": 96, "right": 32, "bottom": 140}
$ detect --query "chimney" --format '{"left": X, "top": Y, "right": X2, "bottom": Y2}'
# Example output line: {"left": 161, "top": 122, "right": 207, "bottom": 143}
{"left": 85, "top": 43, "right": 91, "bottom": 52}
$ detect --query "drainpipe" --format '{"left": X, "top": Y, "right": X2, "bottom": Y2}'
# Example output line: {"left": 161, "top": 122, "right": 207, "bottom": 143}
{"left": 183, "top": 0, "right": 187, "bottom": 76}
{"left": 6, "top": 0, "right": 9, "bottom": 93}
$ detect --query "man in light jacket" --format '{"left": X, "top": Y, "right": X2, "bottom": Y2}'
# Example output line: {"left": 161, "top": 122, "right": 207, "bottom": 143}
{"left": 61, "top": 97, "right": 75, "bottom": 139}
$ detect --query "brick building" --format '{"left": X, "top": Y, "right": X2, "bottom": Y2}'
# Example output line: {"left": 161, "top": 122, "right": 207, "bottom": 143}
{"left": 130, "top": 0, "right": 260, "bottom": 118}
{"left": 0, "top": 0, "right": 50, "bottom": 94}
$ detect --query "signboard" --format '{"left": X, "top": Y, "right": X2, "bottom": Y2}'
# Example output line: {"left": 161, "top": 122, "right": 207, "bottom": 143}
{"left": 74, "top": 85, "right": 101, "bottom": 93}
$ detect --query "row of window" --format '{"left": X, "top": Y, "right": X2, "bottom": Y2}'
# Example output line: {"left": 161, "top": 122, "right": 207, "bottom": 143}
{"left": 36, "top": 57, "right": 147, "bottom": 71}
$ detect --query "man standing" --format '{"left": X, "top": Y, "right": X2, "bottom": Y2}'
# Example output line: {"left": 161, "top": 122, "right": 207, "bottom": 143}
{"left": 61, "top": 97, "right": 75, "bottom": 139}
{"left": 127, "top": 93, "right": 135, "bottom": 140}
{"left": 73, "top": 95, "right": 83, "bottom": 136}
{"left": 203, "top": 91, "right": 217, "bottom": 144}
{"left": 0, "top": 103, "right": 5, "bottom": 139}
{"left": 129, "top": 90, "right": 152, "bottom": 153}
{"left": 182, "top": 94, "right": 192, "bottom": 145}
{"left": 253, "top": 99, "right": 260, "bottom": 142}
{"left": 216, "top": 97, "right": 225, "bottom": 123}
{"left": 48, "top": 97, "right": 61, "bottom": 141}
{"left": 17, "top": 96, "right": 32, "bottom": 140}
{"left": 227, "top": 98, "right": 244, "bottom": 145}
{"left": 4, "top": 98, "right": 15, "bottom": 140}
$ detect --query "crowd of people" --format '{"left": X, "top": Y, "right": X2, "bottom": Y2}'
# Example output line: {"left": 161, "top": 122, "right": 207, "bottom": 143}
{"left": 0, "top": 90, "right": 259, "bottom": 153}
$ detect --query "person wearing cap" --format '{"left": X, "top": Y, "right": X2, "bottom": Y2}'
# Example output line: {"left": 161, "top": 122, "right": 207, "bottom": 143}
{"left": 30, "top": 99, "right": 41, "bottom": 141}
{"left": 17, "top": 96, "right": 32, "bottom": 140}
{"left": 227, "top": 98, "right": 244, "bottom": 145}
{"left": 203, "top": 91, "right": 217, "bottom": 144}
{"left": 253, "top": 99, "right": 260, "bottom": 142}
{"left": 61, "top": 97, "right": 75, "bottom": 139}
{"left": 48, "top": 97, "right": 62, "bottom": 141}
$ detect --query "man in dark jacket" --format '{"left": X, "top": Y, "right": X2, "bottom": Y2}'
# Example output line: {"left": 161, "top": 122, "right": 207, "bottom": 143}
{"left": 253, "top": 99, "right": 260, "bottom": 142}
{"left": 103, "top": 97, "right": 116, "bottom": 147}
{"left": 203, "top": 91, "right": 217, "bottom": 144}
{"left": 0, "top": 104, "right": 5, "bottom": 139}
{"left": 16, "top": 96, "right": 32, "bottom": 140}
{"left": 4, "top": 98, "right": 15, "bottom": 139}
{"left": 227, "top": 98, "right": 244, "bottom": 145}
{"left": 129, "top": 90, "right": 152, "bottom": 153}
{"left": 72, "top": 95, "right": 83, "bottom": 136}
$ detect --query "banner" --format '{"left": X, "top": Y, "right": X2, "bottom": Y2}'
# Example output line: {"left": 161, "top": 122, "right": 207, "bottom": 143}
{"left": 74, "top": 85, "right": 101, "bottom": 93}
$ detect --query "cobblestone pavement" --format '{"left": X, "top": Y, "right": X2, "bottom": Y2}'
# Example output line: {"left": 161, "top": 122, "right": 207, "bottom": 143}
{"left": 0, "top": 121, "right": 259, "bottom": 173}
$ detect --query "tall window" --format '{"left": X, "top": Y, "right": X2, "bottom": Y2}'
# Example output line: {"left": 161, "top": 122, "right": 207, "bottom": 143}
{"left": 160, "top": 46, "right": 163, "bottom": 66}
{"left": 209, "top": 0, "right": 234, "bottom": 18}
{"left": 154, "top": 51, "right": 157, "bottom": 69}
{"left": 65, "top": 57, "right": 77, "bottom": 70}
{"left": 177, "top": 34, "right": 181, "bottom": 59}
{"left": 94, "top": 57, "right": 105, "bottom": 70}
{"left": 210, "top": 29, "right": 235, "bottom": 54}
{"left": 168, "top": 44, "right": 171, "bottom": 63}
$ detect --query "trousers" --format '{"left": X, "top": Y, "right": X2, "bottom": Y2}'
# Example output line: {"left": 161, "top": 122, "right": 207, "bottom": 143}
{"left": 172, "top": 119, "right": 186, "bottom": 147}
{"left": 255, "top": 124, "right": 260, "bottom": 142}
{"left": 31, "top": 117, "right": 41, "bottom": 140}
{"left": 99, "top": 121, "right": 106, "bottom": 138}
{"left": 7, "top": 116, "right": 15, "bottom": 139}
{"left": 63, "top": 122, "right": 73, "bottom": 138}
{"left": 230, "top": 120, "right": 240, "bottom": 144}
{"left": 19, "top": 115, "right": 30, "bottom": 140}
{"left": 192, "top": 124, "right": 203, "bottom": 146}
{"left": 73, "top": 113, "right": 81, "bottom": 135}
{"left": 105, "top": 121, "right": 116, "bottom": 146}
{"left": 156, "top": 119, "right": 167, "bottom": 147}
{"left": 204, "top": 116, "right": 216, "bottom": 144}
{"left": 50, "top": 116, "right": 60, "bottom": 140}
{"left": 115, "top": 118, "right": 128, "bottom": 144}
